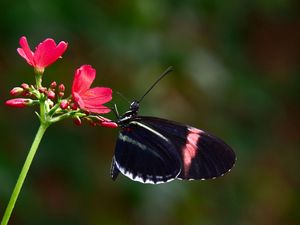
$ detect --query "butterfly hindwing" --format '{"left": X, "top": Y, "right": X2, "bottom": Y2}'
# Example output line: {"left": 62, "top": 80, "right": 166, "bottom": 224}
{"left": 113, "top": 120, "right": 182, "bottom": 184}
{"left": 134, "top": 116, "right": 236, "bottom": 180}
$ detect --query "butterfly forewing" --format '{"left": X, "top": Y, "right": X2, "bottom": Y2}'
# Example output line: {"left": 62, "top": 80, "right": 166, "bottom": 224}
{"left": 113, "top": 120, "right": 182, "bottom": 184}
{"left": 133, "top": 116, "right": 236, "bottom": 180}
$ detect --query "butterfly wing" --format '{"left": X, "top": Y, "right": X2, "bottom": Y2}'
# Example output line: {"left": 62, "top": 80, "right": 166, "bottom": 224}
{"left": 113, "top": 120, "right": 182, "bottom": 184}
{"left": 110, "top": 156, "right": 120, "bottom": 181}
{"left": 135, "top": 116, "right": 236, "bottom": 180}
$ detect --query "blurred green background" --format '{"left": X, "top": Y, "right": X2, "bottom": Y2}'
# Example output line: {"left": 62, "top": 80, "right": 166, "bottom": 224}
{"left": 1, "top": 0, "right": 300, "bottom": 225}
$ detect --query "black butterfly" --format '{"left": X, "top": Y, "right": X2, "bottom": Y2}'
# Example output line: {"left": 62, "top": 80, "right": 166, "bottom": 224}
{"left": 109, "top": 67, "right": 236, "bottom": 184}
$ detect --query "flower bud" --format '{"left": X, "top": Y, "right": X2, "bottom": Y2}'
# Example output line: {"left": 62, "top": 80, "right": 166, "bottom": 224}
{"left": 73, "top": 117, "right": 82, "bottom": 126}
{"left": 47, "top": 90, "right": 55, "bottom": 100}
{"left": 89, "top": 121, "right": 97, "bottom": 126}
{"left": 70, "top": 103, "right": 78, "bottom": 110}
{"left": 21, "top": 83, "right": 30, "bottom": 90}
{"left": 58, "top": 92, "right": 64, "bottom": 98}
{"left": 38, "top": 87, "right": 47, "bottom": 93}
{"left": 5, "top": 98, "right": 33, "bottom": 108}
{"left": 21, "top": 92, "right": 30, "bottom": 97}
{"left": 10, "top": 87, "right": 24, "bottom": 96}
{"left": 60, "top": 100, "right": 68, "bottom": 109}
{"left": 58, "top": 84, "right": 65, "bottom": 92}
{"left": 100, "top": 121, "right": 118, "bottom": 128}
{"left": 50, "top": 81, "right": 57, "bottom": 89}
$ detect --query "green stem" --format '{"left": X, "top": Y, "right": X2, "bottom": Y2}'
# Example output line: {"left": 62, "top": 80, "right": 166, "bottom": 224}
{"left": 0, "top": 124, "right": 48, "bottom": 225}
{"left": 35, "top": 72, "right": 43, "bottom": 89}
{"left": 40, "top": 100, "right": 46, "bottom": 123}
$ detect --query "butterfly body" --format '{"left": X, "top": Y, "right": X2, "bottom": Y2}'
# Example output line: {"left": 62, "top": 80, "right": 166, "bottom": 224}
{"left": 110, "top": 101, "right": 236, "bottom": 184}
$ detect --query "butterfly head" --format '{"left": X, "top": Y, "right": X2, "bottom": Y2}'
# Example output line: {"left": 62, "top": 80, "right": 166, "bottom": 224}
{"left": 117, "top": 100, "right": 139, "bottom": 127}
{"left": 130, "top": 100, "right": 139, "bottom": 113}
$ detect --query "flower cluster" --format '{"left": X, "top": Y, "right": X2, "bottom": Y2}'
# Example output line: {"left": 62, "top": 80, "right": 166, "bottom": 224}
{"left": 6, "top": 36, "right": 118, "bottom": 128}
{"left": 2, "top": 36, "right": 119, "bottom": 225}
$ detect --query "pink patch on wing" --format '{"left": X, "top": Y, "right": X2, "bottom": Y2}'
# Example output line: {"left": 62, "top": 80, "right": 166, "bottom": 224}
{"left": 182, "top": 127, "right": 202, "bottom": 177}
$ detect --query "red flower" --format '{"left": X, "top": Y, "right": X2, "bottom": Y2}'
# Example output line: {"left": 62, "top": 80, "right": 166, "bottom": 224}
{"left": 17, "top": 36, "right": 68, "bottom": 73}
{"left": 72, "top": 65, "right": 112, "bottom": 114}
{"left": 5, "top": 98, "right": 33, "bottom": 108}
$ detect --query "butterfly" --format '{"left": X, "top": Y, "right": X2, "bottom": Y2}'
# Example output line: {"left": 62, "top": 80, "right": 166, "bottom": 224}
{"left": 107, "top": 67, "right": 236, "bottom": 184}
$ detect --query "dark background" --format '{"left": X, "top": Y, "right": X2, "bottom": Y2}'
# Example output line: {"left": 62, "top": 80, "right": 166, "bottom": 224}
{"left": 1, "top": 1, "right": 300, "bottom": 225}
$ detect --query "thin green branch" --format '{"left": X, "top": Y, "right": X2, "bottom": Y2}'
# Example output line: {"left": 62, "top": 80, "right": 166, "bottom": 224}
{"left": 0, "top": 124, "right": 48, "bottom": 225}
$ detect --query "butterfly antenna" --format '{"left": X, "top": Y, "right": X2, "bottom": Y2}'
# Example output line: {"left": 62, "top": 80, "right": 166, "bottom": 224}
{"left": 137, "top": 66, "right": 173, "bottom": 103}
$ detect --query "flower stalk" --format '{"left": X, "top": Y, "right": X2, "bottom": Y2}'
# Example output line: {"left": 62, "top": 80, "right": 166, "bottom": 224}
{"left": 0, "top": 124, "right": 48, "bottom": 225}
{"left": 2, "top": 36, "right": 116, "bottom": 225}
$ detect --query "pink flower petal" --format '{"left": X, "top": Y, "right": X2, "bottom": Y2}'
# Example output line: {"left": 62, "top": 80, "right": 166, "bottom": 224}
{"left": 84, "top": 105, "right": 111, "bottom": 114}
{"left": 17, "top": 36, "right": 34, "bottom": 66}
{"left": 34, "top": 38, "right": 68, "bottom": 69}
{"left": 73, "top": 90, "right": 111, "bottom": 114}
{"left": 80, "top": 87, "right": 112, "bottom": 105}
{"left": 72, "top": 92, "right": 85, "bottom": 108}
{"left": 72, "top": 65, "right": 96, "bottom": 94}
